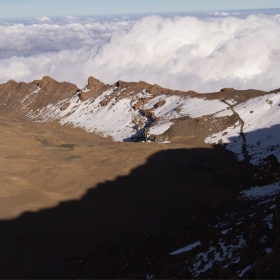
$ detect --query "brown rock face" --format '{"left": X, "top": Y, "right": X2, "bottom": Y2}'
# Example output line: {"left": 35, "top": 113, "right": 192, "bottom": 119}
{"left": 147, "top": 84, "right": 164, "bottom": 95}
{"left": 140, "top": 109, "right": 156, "bottom": 120}
{"left": 270, "top": 88, "right": 280, "bottom": 93}
{"left": 79, "top": 92, "right": 90, "bottom": 101}
{"left": 37, "top": 76, "right": 77, "bottom": 97}
{"left": 37, "top": 76, "right": 57, "bottom": 91}
{"left": 220, "top": 87, "right": 235, "bottom": 92}
{"left": 116, "top": 80, "right": 127, "bottom": 87}
{"left": 79, "top": 76, "right": 106, "bottom": 101}
{"left": 7, "top": 79, "right": 17, "bottom": 85}
{"left": 133, "top": 100, "right": 143, "bottom": 110}
{"left": 0, "top": 77, "right": 77, "bottom": 120}
{"left": 60, "top": 103, "right": 70, "bottom": 111}
{"left": 88, "top": 76, "right": 104, "bottom": 88}
{"left": 154, "top": 100, "right": 166, "bottom": 108}
{"left": 150, "top": 134, "right": 170, "bottom": 143}
{"left": 100, "top": 99, "right": 109, "bottom": 106}
{"left": 135, "top": 123, "right": 142, "bottom": 130}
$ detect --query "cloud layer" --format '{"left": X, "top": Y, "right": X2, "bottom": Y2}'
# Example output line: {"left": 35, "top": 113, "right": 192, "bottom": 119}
{"left": 1, "top": 14, "right": 280, "bottom": 92}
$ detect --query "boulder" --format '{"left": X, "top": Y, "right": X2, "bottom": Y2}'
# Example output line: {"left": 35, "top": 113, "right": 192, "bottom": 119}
{"left": 79, "top": 92, "right": 91, "bottom": 101}
{"left": 150, "top": 134, "right": 170, "bottom": 143}
{"left": 154, "top": 100, "right": 166, "bottom": 109}
{"left": 133, "top": 100, "right": 142, "bottom": 110}
{"left": 147, "top": 84, "right": 164, "bottom": 95}
{"left": 100, "top": 99, "right": 109, "bottom": 106}
{"left": 140, "top": 109, "right": 156, "bottom": 120}
{"left": 220, "top": 88, "right": 235, "bottom": 92}
{"left": 116, "top": 80, "right": 127, "bottom": 87}
{"left": 60, "top": 103, "right": 70, "bottom": 111}
{"left": 135, "top": 123, "right": 142, "bottom": 130}
{"left": 265, "top": 154, "right": 279, "bottom": 167}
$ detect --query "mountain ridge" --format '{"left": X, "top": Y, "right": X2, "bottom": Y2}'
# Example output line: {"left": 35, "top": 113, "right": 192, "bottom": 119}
{"left": 1, "top": 76, "right": 280, "bottom": 278}
{"left": 0, "top": 75, "right": 279, "bottom": 166}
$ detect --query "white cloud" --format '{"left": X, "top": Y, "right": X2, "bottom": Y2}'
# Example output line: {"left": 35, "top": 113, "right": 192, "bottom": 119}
{"left": 206, "top": 12, "right": 230, "bottom": 16}
{"left": 35, "top": 17, "right": 51, "bottom": 22}
{"left": 1, "top": 14, "right": 280, "bottom": 92}
{"left": 273, "top": 14, "right": 280, "bottom": 22}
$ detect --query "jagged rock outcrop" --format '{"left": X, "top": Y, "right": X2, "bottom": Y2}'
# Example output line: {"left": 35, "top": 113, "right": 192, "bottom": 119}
{"left": 133, "top": 100, "right": 143, "bottom": 110}
{"left": 0, "top": 75, "right": 277, "bottom": 151}
{"left": 79, "top": 76, "right": 106, "bottom": 101}
{"left": 0, "top": 76, "right": 77, "bottom": 119}
{"left": 220, "top": 87, "right": 235, "bottom": 92}
{"left": 270, "top": 88, "right": 280, "bottom": 93}
{"left": 60, "top": 103, "right": 70, "bottom": 111}
{"left": 154, "top": 100, "right": 166, "bottom": 108}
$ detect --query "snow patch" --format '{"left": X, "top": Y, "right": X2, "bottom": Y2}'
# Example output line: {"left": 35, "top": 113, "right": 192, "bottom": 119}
{"left": 148, "top": 122, "right": 172, "bottom": 135}
{"left": 170, "top": 241, "right": 200, "bottom": 255}
{"left": 240, "top": 183, "right": 280, "bottom": 199}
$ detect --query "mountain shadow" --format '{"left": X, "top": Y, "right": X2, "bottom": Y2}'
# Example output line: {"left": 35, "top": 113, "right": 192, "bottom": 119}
{"left": 228, "top": 123, "right": 280, "bottom": 166}
{"left": 0, "top": 136, "right": 267, "bottom": 278}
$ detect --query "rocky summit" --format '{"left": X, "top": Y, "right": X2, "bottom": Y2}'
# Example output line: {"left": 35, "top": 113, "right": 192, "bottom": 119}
{"left": 0, "top": 76, "right": 280, "bottom": 278}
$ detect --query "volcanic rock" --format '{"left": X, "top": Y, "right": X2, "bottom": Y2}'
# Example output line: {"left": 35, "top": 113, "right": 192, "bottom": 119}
{"left": 100, "top": 99, "right": 109, "bottom": 106}
{"left": 88, "top": 76, "right": 104, "bottom": 88}
{"left": 140, "top": 109, "right": 156, "bottom": 120}
{"left": 60, "top": 103, "right": 70, "bottom": 111}
{"left": 220, "top": 87, "right": 235, "bottom": 92}
{"left": 154, "top": 100, "right": 166, "bottom": 108}
{"left": 270, "top": 88, "right": 280, "bottom": 93}
{"left": 116, "top": 80, "right": 127, "bottom": 87}
{"left": 133, "top": 100, "right": 143, "bottom": 110}
{"left": 80, "top": 76, "right": 106, "bottom": 101}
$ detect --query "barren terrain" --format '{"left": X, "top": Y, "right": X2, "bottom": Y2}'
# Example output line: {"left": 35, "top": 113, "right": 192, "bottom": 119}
{"left": 1, "top": 77, "right": 280, "bottom": 278}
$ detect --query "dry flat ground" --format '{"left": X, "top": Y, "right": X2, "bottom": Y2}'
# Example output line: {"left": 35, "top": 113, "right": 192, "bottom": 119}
{"left": 0, "top": 117, "right": 256, "bottom": 278}
{"left": 0, "top": 117, "right": 194, "bottom": 220}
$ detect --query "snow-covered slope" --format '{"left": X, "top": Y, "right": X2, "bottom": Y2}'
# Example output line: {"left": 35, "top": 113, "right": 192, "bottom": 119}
{"left": 1, "top": 76, "right": 279, "bottom": 165}
{"left": 24, "top": 84, "right": 233, "bottom": 141}
{"left": 206, "top": 92, "right": 280, "bottom": 165}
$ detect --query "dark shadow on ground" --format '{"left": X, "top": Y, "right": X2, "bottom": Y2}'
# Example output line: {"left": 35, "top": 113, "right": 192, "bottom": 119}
{"left": 0, "top": 142, "right": 259, "bottom": 279}
{"left": 228, "top": 124, "right": 280, "bottom": 165}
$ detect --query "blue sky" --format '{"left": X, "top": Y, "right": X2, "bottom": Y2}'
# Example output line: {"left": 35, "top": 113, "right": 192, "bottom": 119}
{"left": 1, "top": 0, "right": 280, "bottom": 19}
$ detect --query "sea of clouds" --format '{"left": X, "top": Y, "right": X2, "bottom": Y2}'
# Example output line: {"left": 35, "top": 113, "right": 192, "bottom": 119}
{"left": 1, "top": 13, "right": 280, "bottom": 92}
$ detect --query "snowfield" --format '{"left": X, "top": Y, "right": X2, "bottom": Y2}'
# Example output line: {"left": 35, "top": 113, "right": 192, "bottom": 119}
{"left": 206, "top": 92, "right": 280, "bottom": 164}
{"left": 24, "top": 84, "right": 280, "bottom": 165}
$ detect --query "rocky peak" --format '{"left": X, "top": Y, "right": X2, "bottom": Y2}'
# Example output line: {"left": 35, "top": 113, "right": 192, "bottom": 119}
{"left": 88, "top": 76, "right": 104, "bottom": 89}
{"left": 36, "top": 76, "right": 59, "bottom": 92}
{"left": 116, "top": 80, "right": 127, "bottom": 87}
{"left": 7, "top": 79, "right": 17, "bottom": 85}
{"left": 220, "top": 87, "right": 235, "bottom": 92}
{"left": 147, "top": 84, "right": 164, "bottom": 95}
{"left": 79, "top": 76, "right": 106, "bottom": 101}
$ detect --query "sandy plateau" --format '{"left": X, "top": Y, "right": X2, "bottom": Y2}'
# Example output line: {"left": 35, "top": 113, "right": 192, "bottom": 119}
{"left": 0, "top": 117, "right": 186, "bottom": 219}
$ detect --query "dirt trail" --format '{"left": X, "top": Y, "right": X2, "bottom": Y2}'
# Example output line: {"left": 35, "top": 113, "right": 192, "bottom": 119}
{"left": 221, "top": 99, "right": 250, "bottom": 162}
